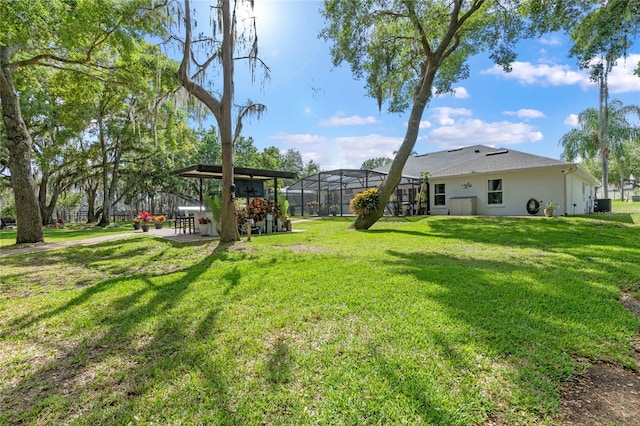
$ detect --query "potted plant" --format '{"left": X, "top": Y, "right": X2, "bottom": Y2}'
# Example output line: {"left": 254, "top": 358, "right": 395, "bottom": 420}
{"left": 133, "top": 216, "right": 141, "bottom": 230}
{"left": 198, "top": 216, "right": 212, "bottom": 235}
{"left": 350, "top": 188, "right": 380, "bottom": 216}
{"left": 330, "top": 204, "right": 339, "bottom": 216}
{"left": 306, "top": 200, "right": 319, "bottom": 215}
{"left": 139, "top": 210, "right": 152, "bottom": 232}
{"left": 544, "top": 201, "right": 556, "bottom": 217}
{"left": 153, "top": 215, "right": 165, "bottom": 229}
{"left": 247, "top": 198, "right": 269, "bottom": 228}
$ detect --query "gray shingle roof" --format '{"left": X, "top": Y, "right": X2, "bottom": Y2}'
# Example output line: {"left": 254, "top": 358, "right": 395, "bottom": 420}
{"left": 376, "top": 145, "right": 570, "bottom": 178}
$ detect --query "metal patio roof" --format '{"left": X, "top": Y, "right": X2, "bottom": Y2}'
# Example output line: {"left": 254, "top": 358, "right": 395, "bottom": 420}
{"left": 171, "top": 164, "right": 298, "bottom": 181}
{"left": 287, "top": 169, "right": 422, "bottom": 191}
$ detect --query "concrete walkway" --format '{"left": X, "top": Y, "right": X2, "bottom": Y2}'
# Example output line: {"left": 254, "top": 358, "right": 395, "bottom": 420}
{"left": 0, "top": 217, "right": 320, "bottom": 259}
{"left": 0, "top": 226, "right": 215, "bottom": 258}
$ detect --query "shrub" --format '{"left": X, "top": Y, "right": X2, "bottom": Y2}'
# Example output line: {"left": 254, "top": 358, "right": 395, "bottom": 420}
{"left": 247, "top": 198, "right": 270, "bottom": 222}
{"left": 349, "top": 188, "right": 380, "bottom": 216}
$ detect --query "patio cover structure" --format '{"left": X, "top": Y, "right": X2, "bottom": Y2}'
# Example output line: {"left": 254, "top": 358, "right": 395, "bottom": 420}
{"left": 286, "top": 169, "right": 423, "bottom": 216}
{"left": 171, "top": 164, "right": 298, "bottom": 207}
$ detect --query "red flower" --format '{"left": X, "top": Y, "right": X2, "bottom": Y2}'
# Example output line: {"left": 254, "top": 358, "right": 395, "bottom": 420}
{"left": 139, "top": 210, "right": 152, "bottom": 223}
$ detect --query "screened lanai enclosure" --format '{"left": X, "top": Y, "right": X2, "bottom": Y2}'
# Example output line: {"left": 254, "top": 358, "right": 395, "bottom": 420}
{"left": 286, "top": 169, "right": 425, "bottom": 216}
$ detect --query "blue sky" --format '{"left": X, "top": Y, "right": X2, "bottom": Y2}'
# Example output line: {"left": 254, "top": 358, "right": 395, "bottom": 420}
{"left": 215, "top": 0, "right": 640, "bottom": 170}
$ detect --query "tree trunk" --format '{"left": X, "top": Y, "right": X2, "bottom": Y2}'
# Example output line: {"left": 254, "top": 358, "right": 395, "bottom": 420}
{"left": 97, "top": 115, "right": 112, "bottom": 227}
{"left": 38, "top": 174, "right": 51, "bottom": 225}
{"left": 176, "top": 0, "right": 240, "bottom": 243}
{"left": 351, "top": 67, "right": 435, "bottom": 230}
{"left": 85, "top": 180, "right": 99, "bottom": 223}
{"left": 0, "top": 47, "right": 44, "bottom": 243}
{"left": 598, "top": 66, "right": 609, "bottom": 199}
{"left": 218, "top": 0, "right": 240, "bottom": 243}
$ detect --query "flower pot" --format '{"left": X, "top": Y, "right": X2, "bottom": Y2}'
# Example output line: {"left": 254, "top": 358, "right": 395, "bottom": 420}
{"left": 142, "top": 224, "right": 150, "bottom": 232}
{"left": 133, "top": 222, "right": 141, "bottom": 230}
{"left": 155, "top": 222, "right": 163, "bottom": 229}
{"left": 544, "top": 208, "right": 553, "bottom": 218}
{"left": 199, "top": 223, "right": 210, "bottom": 236}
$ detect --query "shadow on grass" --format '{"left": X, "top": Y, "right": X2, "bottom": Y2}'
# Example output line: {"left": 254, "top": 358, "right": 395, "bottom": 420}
{"left": 0, "top": 244, "right": 253, "bottom": 424}
{"left": 266, "top": 336, "right": 292, "bottom": 386}
{"left": 403, "top": 216, "right": 638, "bottom": 255}
{"left": 368, "top": 344, "right": 465, "bottom": 425}
{"left": 374, "top": 248, "right": 639, "bottom": 421}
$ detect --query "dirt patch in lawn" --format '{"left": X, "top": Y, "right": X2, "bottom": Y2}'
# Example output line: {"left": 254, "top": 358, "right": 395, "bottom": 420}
{"left": 276, "top": 244, "right": 327, "bottom": 253}
{"left": 559, "top": 293, "right": 640, "bottom": 425}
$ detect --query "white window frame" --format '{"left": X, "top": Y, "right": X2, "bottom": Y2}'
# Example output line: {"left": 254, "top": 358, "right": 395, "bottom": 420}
{"left": 434, "top": 183, "right": 446, "bottom": 206}
{"left": 487, "top": 178, "right": 503, "bottom": 205}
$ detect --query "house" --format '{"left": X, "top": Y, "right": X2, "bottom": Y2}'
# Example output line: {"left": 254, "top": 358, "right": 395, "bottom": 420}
{"left": 377, "top": 145, "right": 600, "bottom": 216}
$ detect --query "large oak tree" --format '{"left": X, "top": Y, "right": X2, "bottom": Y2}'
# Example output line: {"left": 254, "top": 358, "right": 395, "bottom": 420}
{"left": 0, "top": 0, "right": 164, "bottom": 243}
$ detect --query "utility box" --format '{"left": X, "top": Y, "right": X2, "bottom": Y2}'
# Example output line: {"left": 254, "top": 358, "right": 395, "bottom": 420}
{"left": 594, "top": 198, "right": 611, "bottom": 212}
{"left": 449, "top": 196, "right": 478, "bottom": 216}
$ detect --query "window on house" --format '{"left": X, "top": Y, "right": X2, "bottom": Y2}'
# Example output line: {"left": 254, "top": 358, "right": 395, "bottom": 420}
{"left": 487, "top": 179, "right": 503, "bottom": 204}
{"left": 434, "top": 183, "right": 445, "bottom": 206}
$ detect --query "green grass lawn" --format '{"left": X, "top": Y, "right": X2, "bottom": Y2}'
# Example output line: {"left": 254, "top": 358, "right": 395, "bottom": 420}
{"left": 0, "top": 222, "right": 136, "bottom": 250}
{"left": 1, "top": 214, "right": 639, "bottom": 425}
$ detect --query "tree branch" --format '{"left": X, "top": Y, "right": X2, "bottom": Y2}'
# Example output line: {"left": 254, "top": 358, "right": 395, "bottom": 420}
{"left": 176, "top": 0, "right": 222, "bottom": 121}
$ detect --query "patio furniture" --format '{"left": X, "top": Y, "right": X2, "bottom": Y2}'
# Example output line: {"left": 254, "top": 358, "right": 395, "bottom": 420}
{"left": 174, "top": 210, "right": 195, "bottom": 234}
{"left": 239, "top": 223, "right": 262, "bottom": 235}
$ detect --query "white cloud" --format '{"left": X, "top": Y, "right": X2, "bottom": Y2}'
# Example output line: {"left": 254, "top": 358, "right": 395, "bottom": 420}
{"left": 452, "top": 87, "right": 470, "bottom": 99}
{"left": 482, "top": 61, "right": 589, "bottom": 88}
{"left": 270, "top": 131, "right": 325, "bottom": 144}
{"left": 481, "top": 54, "right": 640, "bottom": 94}
{"left": 432, "top": 107, "right": 472, "bottom": 126}
{"left": 421, "top": 107, "right": 543, "bottom": 150}
{"left": 539, "top": 36, "right": 562, "bottom": 46}
{"left": 332, "top": 134, "right": 403, "bottom": 168}
{"left": 269, "top": 131, "right": 402, "bottom": 169}
{"left": 426, "top": 119, "right": 543, "bottom": 149}
{"left": 503, "top": 109, "right": 546, "bottom": 119}
{"left": 564, "top": 114, "right": 579, "bottom": 126}
{"left": 607, "top": 54, "right": 640, "bottom": 93}
{"left": 318, "top": 111, "right": 378, "bottom": 127}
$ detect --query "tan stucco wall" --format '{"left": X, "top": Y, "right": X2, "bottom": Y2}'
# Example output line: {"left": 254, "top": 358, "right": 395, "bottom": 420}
{"left": 565, "top": 170, "right": 595, "bottom": 214}
{"left": 429, "top": 167, "right": 578, "bottom": 216}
